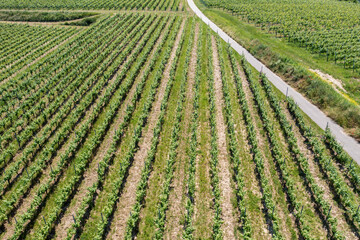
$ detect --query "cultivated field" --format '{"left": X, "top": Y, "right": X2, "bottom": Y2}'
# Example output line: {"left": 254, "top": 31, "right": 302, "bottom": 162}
{"left": 199, "top": 0, "right": 360, "bottom": 140}
{"left": 0, "top": 0, "right": 359, "bottom": 239}
{"left": 205, "top": 0, "right": 360, "bottom": 69}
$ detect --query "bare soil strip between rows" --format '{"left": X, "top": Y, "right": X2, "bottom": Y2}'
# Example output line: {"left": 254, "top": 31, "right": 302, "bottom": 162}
{"left": 0, "top": 15, "right": 135, "bottom": 193}
{"left": 107, "top": 20, "right": 185, "bottom": 240}
{"left": 225, "top": 58, "right": 269, "bottom": 239}
{"left": 282, "top": 103, "right": 358, "bottom": 239}
{"left": 164, "top": 23, "right": 199, "bottom": 239}
{"left": 52, "top": 19, "right": 172, "bottom": 240}
{"left": 235, "top": 61, "right": 274, "bottom": 239}
{"left": 0, "top": 16, "right": 155, "bottom": 239}
{"left": 211, "top": 36, "right": 237, "bottom": 240}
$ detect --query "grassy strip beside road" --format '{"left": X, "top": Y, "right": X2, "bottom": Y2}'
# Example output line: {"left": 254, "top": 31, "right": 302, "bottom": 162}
{"left": 194, "top": 0, "right": 360, "bottom": 140}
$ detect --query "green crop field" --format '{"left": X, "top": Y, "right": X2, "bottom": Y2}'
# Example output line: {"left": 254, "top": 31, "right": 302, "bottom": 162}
{"left": 0, "top": 0, "right": 183, "bottom": 11}
{"left": 204, "top": 0, "right": 360, "bottom": 69}
{"left": 0, "top": 0, "right": 359, "bottom": 239}
{"left": 198, "top": 0, "right": 360, "bottom": 140}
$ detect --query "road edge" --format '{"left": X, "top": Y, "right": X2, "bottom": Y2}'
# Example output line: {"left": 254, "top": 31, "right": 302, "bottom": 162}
{"left": 186, "top": 0, "right": 360, "bottom": 164}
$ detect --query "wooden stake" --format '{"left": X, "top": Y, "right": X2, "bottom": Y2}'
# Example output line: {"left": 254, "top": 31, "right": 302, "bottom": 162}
{"left": 353, "top": 60, "right": 355, "bottom": 72}
{"left": 326, "top": 49, "right": 328, "bottom": 62}
{"left": 327, "top": 206, "right": 332, "bottom": 218}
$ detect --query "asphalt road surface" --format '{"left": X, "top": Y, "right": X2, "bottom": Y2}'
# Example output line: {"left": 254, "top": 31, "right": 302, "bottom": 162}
{"left": 187, "top": 0, "right": 360, "bottom": 164}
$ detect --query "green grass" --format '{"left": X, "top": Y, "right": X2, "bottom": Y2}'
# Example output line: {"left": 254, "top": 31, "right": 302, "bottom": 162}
{"left": 77, "top": 18, "right": 181, "bottom": 239}
{"left": 136, "top": 18, "right": 193, "bottom": 239}
{"left": 224, "top": 45, "right": 329, "bottom": 239}
{"left": 195, "top": 0, "right": 360, "bottom": 140}
{"left": 196, "top": 4, "right": 360, "bottom": 102}
{"left": 63, "top": 16, "right": 99, "bottom": 26}
{"left": 193, "top": 22, "right": 214, "bottom": 239}
{"left": 222, "top": 49, "right": 266, "bottom": 239}
{"left": 247, "top": 56, "right": 327, "bottom": 239}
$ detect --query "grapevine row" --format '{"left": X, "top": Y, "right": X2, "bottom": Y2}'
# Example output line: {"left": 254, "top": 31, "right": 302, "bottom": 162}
{"left": 90, "top": 17, "right": 182, "bottom": 240}
{"left": 64, "top": 16, "right": 175, "bottom": 240}
{"left": 153, "top": 18, "right": 194, "bottom": 239}
{"left": 207, "top": 32, "right": 223, "bottom": 239}
{"left": 124, "top": 19, "right": 186, "bottom": 239}
{"left": 324, "top": 128, "right": 360, "bottom": 195}
{"left": 1, "top": 14, "right": 161, "bottom": 231}
{"left": 287, "top": 98, "right": 360, "bottom": 229}
{"left": 232, "top": 54, "right": 283, "bottom": 239}
{"left": 183, "top": 22, "right": 202, "bottom": 240}
{"left": 219, "top": 41, "right": 252, "bottom": 239}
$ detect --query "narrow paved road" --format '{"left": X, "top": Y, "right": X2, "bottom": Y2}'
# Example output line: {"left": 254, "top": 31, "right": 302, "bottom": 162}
{"left": 187, "top": 0, "right": 360, "bottom": 164}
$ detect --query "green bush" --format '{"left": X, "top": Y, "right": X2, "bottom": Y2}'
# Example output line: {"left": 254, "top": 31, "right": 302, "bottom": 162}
{"left": 64, "top": 16, "right": 98, "bottom": 26}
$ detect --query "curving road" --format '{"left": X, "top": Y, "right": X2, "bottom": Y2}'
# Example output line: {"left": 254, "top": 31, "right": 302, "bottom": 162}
{"left": 187, "top": 0, "right": 360, "bottom": 164}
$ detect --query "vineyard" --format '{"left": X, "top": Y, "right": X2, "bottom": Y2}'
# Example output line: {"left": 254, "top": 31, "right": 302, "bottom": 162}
{"left": 203, "top": 0, "right": 360, "bottom": 70}
{"left": 0, "top": 0, "right": 184, "bottom": 11}
{"left": 1, "top": 1, "right": 360, "bottom": 239}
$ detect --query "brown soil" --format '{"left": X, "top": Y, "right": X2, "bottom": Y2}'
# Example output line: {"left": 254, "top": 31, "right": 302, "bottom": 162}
{"left": 229, "top": 61, "right": 271, "bottom": 239}
{"left": 52, "top": 18, "right": 173, "bottom": 240}
{"left": 106, "top": 20, "right": 186, "bottom": 240}
{"left": 178, "top": 1, "right": 183, "bottom": 11}
{"left": 0, "top": 16, "right": 153, "bottom": 238}
{"left": 0, "top": 16, "right": 134, "bottom": 191}
{"left": 282, "top": 104, "right": 357, "bottom": 239}
{"left": 211, "top": 36, "right": 237, "bottom": 239}
{"left": 164, "top": 23, "right": 199, "bottom": 239}
{"left": 241, "top": 67, "right": 295, "bottom": 239}
{"left": 238, "top": 62, "right": 281, "bottom": 239}
{"left": 259, "top": 86, "right": 326, "bottom": 237}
